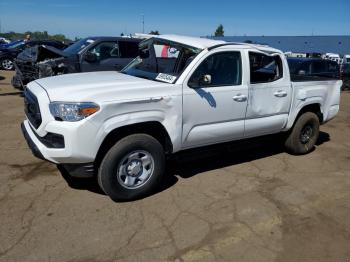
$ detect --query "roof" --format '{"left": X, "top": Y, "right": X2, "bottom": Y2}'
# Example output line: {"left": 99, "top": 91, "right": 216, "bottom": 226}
{"left": 154, "top": 34, "right": 226, "bottom": 49}
{"left": 153, "top": 35, "right": 281, "bottom": 54}
{"left": 84, "top": 36, "right": 141, "bottom": 42}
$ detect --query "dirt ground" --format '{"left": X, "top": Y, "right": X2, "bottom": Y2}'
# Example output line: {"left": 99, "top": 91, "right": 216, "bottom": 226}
{"left": 0, "top": 70, "right": 350, "bottom": 262}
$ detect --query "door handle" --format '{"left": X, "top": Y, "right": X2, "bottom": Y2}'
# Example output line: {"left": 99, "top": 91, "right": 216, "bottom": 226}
{"left": 274, "top": 90, "right": 287, "bottom": 97}
{"left": 232, "top": 94, "right": 247, "bottom": 102}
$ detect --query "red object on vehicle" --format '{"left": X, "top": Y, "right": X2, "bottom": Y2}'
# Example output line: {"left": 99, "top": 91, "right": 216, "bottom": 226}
{"left": 161, "top": 45, "right": 169, "bottom": 58}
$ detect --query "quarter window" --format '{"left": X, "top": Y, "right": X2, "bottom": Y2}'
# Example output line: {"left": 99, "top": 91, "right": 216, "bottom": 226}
{"left": 89, "top": 42, "right": 119, "bottom": 61}
{"left": 249, "top": 52, "right": 283, "bottom": 84}
{"left": 188, "top": 51, "right": 242, "bottom": 88}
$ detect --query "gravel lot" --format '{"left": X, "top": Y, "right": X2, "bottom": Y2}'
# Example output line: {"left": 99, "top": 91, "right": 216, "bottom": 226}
{"left": 1, "top": 70, "right": 350, "bottom": 262}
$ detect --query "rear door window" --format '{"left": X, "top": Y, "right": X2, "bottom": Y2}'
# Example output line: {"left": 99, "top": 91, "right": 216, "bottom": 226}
{"left": 249, "top": 52, "right": 283, "bottom": 84}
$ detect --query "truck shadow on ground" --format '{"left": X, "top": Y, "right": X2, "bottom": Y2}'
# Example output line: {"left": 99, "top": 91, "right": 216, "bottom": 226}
{"left": 58, "top": 131, "right": 330, "bottom": 199}
{"left": 167, "top": 131, "right": 330, "bottom": 179}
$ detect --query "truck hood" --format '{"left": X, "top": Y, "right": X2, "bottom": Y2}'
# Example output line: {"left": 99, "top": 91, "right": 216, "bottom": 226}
{"left": 17, "top": 45, "right": 68, "bottom": 62}
{"left": 34, "top": 71, "right": 172, "bottom": 102}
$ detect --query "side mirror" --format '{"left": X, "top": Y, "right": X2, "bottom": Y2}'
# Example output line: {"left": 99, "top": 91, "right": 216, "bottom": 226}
{"left": 200, "top": 74, "right": 212, "bottom": 85}
{"left": 84, "top": 52, "right": 97, "bottom": 63}
{"left": 298, "top": 70, "right": 306, "bottom": 75}
{"left": 188, "top": 74, "right": 212, "bottom": 88}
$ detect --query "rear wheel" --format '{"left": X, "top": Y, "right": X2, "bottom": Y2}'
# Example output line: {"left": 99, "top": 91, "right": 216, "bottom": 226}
{"left": 98, "top": 134, "right": 165, "bottom": 201}
{"left": 1, "top": 58, "right": 14, "bottom": 70}
{"left": 285, "top": 112, "right": 320, "bottom": 155}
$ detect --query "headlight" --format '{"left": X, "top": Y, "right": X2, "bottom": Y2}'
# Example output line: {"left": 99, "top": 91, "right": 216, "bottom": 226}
{"left": 49, "top": 102, "right": 99, "bottom": 122}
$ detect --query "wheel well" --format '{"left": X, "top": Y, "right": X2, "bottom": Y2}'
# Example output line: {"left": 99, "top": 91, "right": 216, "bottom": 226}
{"left": 297, "top": 103, "right": 323, "bottom": 123}
{"left": 95, "top": 121, "right": 173, "bottom": 167}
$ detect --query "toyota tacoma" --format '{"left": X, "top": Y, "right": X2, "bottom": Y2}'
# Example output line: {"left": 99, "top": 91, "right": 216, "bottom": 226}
{"left": 21, "top": 35, "right": 341, "bottom": 201}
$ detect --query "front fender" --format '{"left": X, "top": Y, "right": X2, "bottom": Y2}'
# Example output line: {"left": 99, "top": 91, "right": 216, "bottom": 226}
{"left": 90, "top": 97, "right": 182, "bottom": 154}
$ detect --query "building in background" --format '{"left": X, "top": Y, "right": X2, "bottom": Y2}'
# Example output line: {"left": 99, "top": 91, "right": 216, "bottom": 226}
{"left": 207, "top": 36, "right": 350, "bottom": 57}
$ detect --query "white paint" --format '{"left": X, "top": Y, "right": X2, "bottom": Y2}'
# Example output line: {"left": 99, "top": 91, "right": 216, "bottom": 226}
{"left": 22, "top": 35, "right": 342, "bottom": 164}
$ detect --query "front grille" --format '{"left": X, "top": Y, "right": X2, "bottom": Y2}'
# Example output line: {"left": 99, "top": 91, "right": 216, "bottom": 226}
{"left": 24, "top": 89, "right": 42, "bottom": 129}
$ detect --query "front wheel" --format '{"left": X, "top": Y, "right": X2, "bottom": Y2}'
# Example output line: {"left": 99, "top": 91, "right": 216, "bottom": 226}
{"left": 98, "top": 134, "right": 165, "bottom": 201}
{"left": 285, "top": 112, "right": 320, "bottom": 155}
{"left": 1, "top": 58, "right": 14, "bottom": 70}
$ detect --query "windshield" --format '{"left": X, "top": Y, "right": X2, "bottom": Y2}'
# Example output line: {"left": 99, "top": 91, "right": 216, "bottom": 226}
{"left": 121, "top": 38, "right": 202, "bottom": 84}
{"left": 64, "top": 38, "right": 95, "bottom": 55}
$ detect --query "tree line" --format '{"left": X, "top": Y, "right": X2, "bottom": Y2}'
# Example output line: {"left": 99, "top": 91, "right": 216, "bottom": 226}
{"left": 0, "top": 31, "right": 72, "bottom": 43}
{"left": 0, "top": 25, "right": 226, "bottom": 43}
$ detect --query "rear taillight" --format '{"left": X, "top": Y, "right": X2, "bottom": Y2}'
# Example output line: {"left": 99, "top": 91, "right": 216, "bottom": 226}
{"left": 340, "top": 65, "right": 343, "bottom": 79}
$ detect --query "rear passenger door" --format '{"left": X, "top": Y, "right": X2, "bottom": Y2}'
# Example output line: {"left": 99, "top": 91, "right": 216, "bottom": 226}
{"left": 244, "top": 51, "right": 292, "bottom": 137}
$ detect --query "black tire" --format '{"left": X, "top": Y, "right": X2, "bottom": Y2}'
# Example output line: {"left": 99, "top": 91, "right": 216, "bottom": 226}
{"left": 285, "top": 112, "right": 320, "bottom": 155}
{"left": 98, "top": 134, "right": 165, "bottom": 201}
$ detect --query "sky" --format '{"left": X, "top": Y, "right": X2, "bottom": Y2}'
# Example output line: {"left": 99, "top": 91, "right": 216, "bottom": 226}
{"left": 0, "top": 0, "right": 349, "bottom": 39}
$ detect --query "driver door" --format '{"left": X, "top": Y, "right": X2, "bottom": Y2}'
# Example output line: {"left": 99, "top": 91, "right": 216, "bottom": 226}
{"left": 182, "top": 51, "right": 248, "bottom": 148}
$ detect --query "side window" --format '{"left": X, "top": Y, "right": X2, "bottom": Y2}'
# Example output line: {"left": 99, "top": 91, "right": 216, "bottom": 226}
{"left": 89, "top": 42, "right": 119, "bottom": 61}
{"left": 188, "top": 51, "right": 242, "bottom": 88}
{"left": 119, "top": 41, "right": 139, "bottom": 58}
{"left": 312, "top": 61, "right": 327, "bottom": 74}
{"left": 249, "top": 52, "right": 283, "bottom": 84}
{"left": 312, "top": 61, "right": 339, "bottom": 80}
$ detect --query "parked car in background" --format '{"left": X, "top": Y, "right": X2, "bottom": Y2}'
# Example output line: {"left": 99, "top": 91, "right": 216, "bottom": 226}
{"left": 12, "top": 37, "right": 141, "bottom": 90}
{"left": 343, "top": 55, "right": 350, "bottom": 64}
{"left": 323, "top": 53, "right": 341, "bottom": 64}
{"left": 0, "top": 40, "right": 66, "bottom": 70}
{"left": 21, "top": 35, "right": 341, "bottom": 201}
{"left": 0, "top": 37, "right": 11, "bottom": 45}
{"left": 341, "top": 63, "right": 350, "bottom": 90}
{"left": 0, "top": 40, "right": 25, "bottom": 50}
{"left": 287, "top": 58, "right": 340, "bottom": 81}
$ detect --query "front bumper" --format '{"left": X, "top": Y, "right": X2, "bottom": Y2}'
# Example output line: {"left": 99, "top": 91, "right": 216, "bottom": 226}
{"left": 21, "top": 122, "right": 45, "bottom": 161}
{"left": 22, "top": 121, "right": 96, "bottom": 177}
{"left": 21, "top": 119, "right": 101, "bottom": 164}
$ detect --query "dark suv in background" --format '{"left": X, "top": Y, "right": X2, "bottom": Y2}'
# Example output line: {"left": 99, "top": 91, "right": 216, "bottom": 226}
{"left": 0, "top": 40, "right": 66, "bottom": 70}
{"left": 12, "top": 36, "right": 141, "bottom": 90}
{"left": 341, "top": 63, "right": 350, "bottom": 90}
{"left": 287, "top": 58, "right": 340, "bottom": 81}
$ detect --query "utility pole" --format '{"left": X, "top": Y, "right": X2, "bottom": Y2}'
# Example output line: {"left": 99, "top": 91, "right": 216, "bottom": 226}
{"left": 141, "top": 14, "right": 144, "bottom": 34}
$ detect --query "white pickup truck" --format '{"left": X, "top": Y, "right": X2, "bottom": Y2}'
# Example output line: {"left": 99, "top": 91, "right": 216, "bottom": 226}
{"left": 21, "top": 35, "right": 341, "bottom": 201}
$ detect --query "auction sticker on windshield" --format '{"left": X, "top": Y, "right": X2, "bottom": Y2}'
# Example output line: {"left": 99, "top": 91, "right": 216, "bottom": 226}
{"left": 155, "top": 73, "right": 177, "bottom": 83}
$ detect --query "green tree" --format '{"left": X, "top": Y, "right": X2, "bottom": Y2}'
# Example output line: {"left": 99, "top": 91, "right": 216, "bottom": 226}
{"left": 149, "top": 30, "right": 160, "bottom": 35}
{"left": 0, "top": 30, "right": 72, "bottom": 42}
{"left": 214, "top": 24, "right": 224, "bottom": 37}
